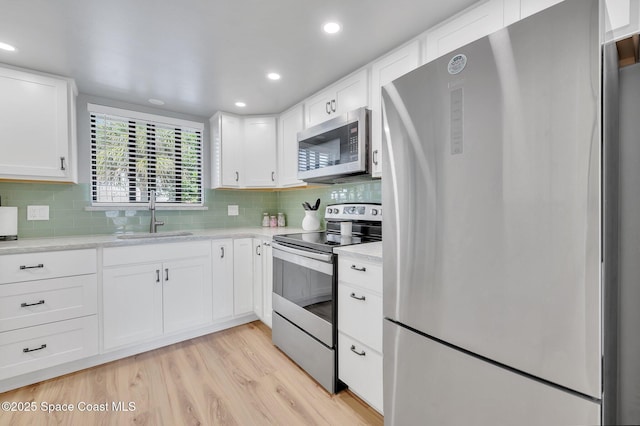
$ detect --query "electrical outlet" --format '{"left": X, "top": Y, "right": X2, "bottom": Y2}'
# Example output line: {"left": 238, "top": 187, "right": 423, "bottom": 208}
{"left": 227, "top": 205, "right": 239, "bottom": 216}
{"left": 27, "top": 205, "right": 50, "bottom": 221}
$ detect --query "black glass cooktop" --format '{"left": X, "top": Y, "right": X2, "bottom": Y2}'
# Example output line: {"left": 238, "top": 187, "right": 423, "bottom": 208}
{"left": 273, "top": 231, "right": 380, "bottom": 254}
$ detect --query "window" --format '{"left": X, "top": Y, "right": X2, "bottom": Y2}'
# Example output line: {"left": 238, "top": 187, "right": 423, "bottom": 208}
{"left": 89, "top": 104, "right": 204, "bottom": 207}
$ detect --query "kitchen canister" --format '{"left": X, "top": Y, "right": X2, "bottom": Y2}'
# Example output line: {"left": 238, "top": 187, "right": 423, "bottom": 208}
{"left": 262, "top": 212, "right": 270, "bottom": 227}
{"left": 270, "top": 215, "right": 278, "bottom": 227}
{"left": 277, "top": 212, "right": 286, "bottom": 227}
{"left": 302, "top": 210, "right": 320, "bottom": 231}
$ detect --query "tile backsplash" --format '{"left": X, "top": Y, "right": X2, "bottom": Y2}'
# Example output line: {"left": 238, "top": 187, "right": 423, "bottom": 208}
{"left": 0, "top": 180, "right": 381, "bottom": 238}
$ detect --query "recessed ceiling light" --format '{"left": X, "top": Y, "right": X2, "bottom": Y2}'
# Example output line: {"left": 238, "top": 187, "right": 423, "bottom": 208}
{"left": 323, "top": 22, "right": 341, "bottom": 34}
{"left": 235, "top": 101, "right": 246, "bottom": 108}
{"left": 267, "top": 72, "right": 281, "bottom": 81}
{"left": 0, "top": 42, "right": 16, "bottom": 52}
{"left": 148, "top": 98, "right": 165, "bottom": 105}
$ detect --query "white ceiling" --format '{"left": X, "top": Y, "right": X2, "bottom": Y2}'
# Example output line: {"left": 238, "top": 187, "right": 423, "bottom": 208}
{"left": 0, "top": 0, "right": 477, "bottom": 118}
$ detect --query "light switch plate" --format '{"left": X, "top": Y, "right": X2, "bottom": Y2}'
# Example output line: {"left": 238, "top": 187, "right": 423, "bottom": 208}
{"left": 27, "top": 205, "right": 50, "bottom": 221}
{"left": 227, "top": 205, "right": 239, "bottom": 216}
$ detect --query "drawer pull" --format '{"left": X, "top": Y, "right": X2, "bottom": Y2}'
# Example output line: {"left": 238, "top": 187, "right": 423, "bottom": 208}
{"left": 20, "top": 264, "right": 44, "bottom": 270}
{"left": 23, "top": 344, "right": 47, "bottom": 353}
{"left": 156, "top": 269, "right": 160, "bottom": 283}
{"left": 350, "top": 345, "right": 366, "bottom": 357}
{"left": 350, "top": 293, "right": 366, "bottom": 301}
{"left": 165, "top": 268, "right": 169, "bottom": 281}
{"left": 350, "top": 265, "right": 366, "bottom": 272}
{"left": 21, "top": 300, "right": 45, "bottom": 308}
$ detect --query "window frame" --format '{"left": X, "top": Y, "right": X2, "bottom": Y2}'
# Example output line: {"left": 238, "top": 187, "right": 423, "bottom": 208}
{"left": 88, "top": 103, "right": 205, "bottom": 209}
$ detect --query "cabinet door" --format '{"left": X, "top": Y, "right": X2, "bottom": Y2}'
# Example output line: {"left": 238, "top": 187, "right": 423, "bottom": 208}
{"left": 243, "top": 117, "right": 277, "bottom": 187}
{"left": 370, "top": 41, "right": 420, "bottom": 178}
{"left": 233, "top": 238, "right": 254, "bottom": 316}
{"left": 333, "top": 69, "right": 369, "bottom": 116}
{"left": 252, "top": 239, "right": 263, "bottom": 319}
{"left": 277, "top": 105, "right": 306, "bottom": 187}
{"left": 163, "top": 255, "right": 213, "bottom": 334}
{"left": 103, "top": 263, "right": 163, "bottom": 350}
{"left": 423, "top": 0, "right": 504, "bottom": 64}
{"left": 520, "top": 0, "right": 564, "bottom": 20}
{"left": 304, "top": 89, "right": 333, "bottom": 128}
{"left": 212, "top": 239, "right": 234, "bottom": 321}
{"left": 262, "top": 241, "right": 273, "bottom": 328}
{"left": 0, "top": 66, "right": 75, "bottom": 182}
{"left": 214, "top": 113, "right": 243, "bottom": 188}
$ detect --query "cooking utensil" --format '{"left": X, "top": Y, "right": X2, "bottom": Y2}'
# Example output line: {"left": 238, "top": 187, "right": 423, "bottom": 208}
{"left": 314, "top": 198, "right": 320, "bottom": 210}
{"left": 303, "top": 202, "right": 313, "bottom": 211}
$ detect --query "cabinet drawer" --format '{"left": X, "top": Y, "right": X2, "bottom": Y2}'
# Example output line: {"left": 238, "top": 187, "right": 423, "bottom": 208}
{"left": 0, "top": 275, "right": 97, "bottom": 332}
{"left": 338, "top": 258, "right": 382, "bottom": 293}
{"left": 338, "top": 332, "right": 383, "bottom": 413}
{"left": 338, "top": 283, "right": 382, "bottom": 351}
{"left": 0, "top": 315, "right": 98, "bottom": 380}
{"left": 0, "top": 249, "right": 97, "bottom": 284}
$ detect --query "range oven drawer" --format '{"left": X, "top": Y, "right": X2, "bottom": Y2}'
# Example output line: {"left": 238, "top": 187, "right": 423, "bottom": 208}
{"left": 272, "top": 312, "right": 337, "bottom": 394}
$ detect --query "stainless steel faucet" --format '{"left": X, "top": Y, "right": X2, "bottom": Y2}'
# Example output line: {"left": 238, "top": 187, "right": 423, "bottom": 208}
{"left": 149, "top": 190, "right": 164, "bottom": 233}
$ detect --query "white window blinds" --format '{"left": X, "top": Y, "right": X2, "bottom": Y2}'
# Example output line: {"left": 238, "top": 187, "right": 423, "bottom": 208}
{"left": 89, "top": 104, "right": 204, "bottom": 206}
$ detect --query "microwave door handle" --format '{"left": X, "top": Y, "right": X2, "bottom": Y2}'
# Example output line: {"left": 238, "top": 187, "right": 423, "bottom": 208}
{"left": 271, "top": 242, "right": 333, "bottom": 263}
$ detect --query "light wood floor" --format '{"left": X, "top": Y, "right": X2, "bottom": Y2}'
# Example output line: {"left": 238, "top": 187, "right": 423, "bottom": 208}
{"left": 0, "top": 321, "right": 383, "bottom": 425}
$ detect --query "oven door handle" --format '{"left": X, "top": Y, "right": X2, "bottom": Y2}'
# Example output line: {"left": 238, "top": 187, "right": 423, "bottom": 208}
{"left": 271, "top": 242, "right": 333, "bottom": 263}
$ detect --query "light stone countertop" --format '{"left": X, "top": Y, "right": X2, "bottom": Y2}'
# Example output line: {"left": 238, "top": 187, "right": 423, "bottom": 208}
{"left": 334, "top": 241, "right": 382, "bottom": 262}
{"left": 0, "top": 227, "right": 309, "bottom": 255}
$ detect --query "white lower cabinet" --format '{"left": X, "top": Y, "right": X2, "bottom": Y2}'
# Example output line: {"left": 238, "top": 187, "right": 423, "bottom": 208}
{"left": 212, "top": 239, "right": 234, "bottom": 320}
{"left": 252, "top": 239, "right": 274, "bottom": 327}
{"left": 337, "top": 254, "right": 383, "bottom": 413}
{"left": 233, "top": 238, "right": 254, "bottom": 315}
{"left": 102, "top": 241, "right": 212, "bottom": 350}
{"left": 0, "top": 249, "right": 98, "bottom": 380}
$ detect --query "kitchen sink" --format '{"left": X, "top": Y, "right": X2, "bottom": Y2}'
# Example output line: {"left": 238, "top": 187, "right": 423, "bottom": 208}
{"left": 116, "top": 231, "right": 193, "bottom": 240}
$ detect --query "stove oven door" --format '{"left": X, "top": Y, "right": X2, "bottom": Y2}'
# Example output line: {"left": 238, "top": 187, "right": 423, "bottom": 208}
{"left": 271, "top": 242, "right": 335, "bottom": 347}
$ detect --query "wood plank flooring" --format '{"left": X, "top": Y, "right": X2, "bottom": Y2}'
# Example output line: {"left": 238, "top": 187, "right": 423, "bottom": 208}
{"left": 0, "top": 321, "right": 383, "bottom": 425}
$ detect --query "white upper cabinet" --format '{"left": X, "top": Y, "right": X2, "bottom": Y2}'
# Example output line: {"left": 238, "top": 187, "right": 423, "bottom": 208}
{"left": 304, "top": 68, "right": 369, "bottom": 128}
{"left": 211, "top": 113, "right": 277, "bottom": 189}
{"left": 211, "top": 112, "right": 243, "bottom": 188}
{"left": 243, "top": 117, "right": 277, "bottom": 187}
{"left": 277, "top": 104, "right": 306, "bottom": 187}
{"left": 519, "top": 0, "right": 564, "bottom": 20}
{"left": 423, "top": 0, "right": 504, "bottom": 64}
{"left": 370, "top": 40, "right": 421, "bottom": 178}
{"left": 0, "top": 65, "right": 78, "bottom": 183}
{"left": 604, "top": 0, "right": 640, "bottom": 41}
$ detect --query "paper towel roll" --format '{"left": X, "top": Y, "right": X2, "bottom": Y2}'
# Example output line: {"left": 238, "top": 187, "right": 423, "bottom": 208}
{"left": 0, "top": 207, "right": 18, "bottom": 238}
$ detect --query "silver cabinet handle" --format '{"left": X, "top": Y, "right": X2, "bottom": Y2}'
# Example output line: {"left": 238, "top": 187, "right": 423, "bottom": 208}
{"left": 373, "top": 149, "right": 379, "bottom": 165}
{"left": 349, "top": 292, "right": 366, "bottom": 301}
{"left": 350, "top": 345, "right": 366, "bottom": 356}
{"left": 60, "top": 156, "right": 66, "bottom": 171}
{"left": 263, "top": 241, "right": 271, "bottom": 247}
{"left": 221, "top": 246, "right": 225, "bottom": 258}
{"left": 350, "top": 265, "right": 366, "bottom": 272}
{"left": 20, "top": 264, "right": 44, "bottom": 270}
{"left": 256, "top": 245, "right": 261, "bottom": 256}
{"left": 235, "top": 171, "right": 239, "bottom": 182}
{"left": 164, "top": 268, "right": 169, "bottom": 281}
{"left": 21, "top": 300, "right": 45, "bottom": 308}
{"left": 326, "top": 101, "right": 331, "bottom": 115}
{"left": 331, "top": 99, "right": 336, "bottom": 112}
{"left": 156, "top": 269, "right": 160, "bottom": 283}
{"left": 23, "top": 344, "right": 47, "bottom": 353}
{"left": 271, "top": 171, "right": 275, "bottom": 182}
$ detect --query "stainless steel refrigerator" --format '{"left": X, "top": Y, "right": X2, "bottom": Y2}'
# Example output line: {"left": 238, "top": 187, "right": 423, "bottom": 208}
{"left": 382, "top": 0, "right": 603, "bottom": 424}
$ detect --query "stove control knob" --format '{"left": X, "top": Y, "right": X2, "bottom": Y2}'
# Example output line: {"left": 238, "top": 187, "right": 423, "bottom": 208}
{"left": 372, "top": 209, "right": 379, "bottom": 216}
{"left": 328, "top": 208, "right": 335, "bottom": 214}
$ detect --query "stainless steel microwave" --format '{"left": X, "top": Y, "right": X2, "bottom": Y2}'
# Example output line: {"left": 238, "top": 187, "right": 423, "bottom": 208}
{"left": 297, "top": 107, "right": 370, "bottom": 183}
